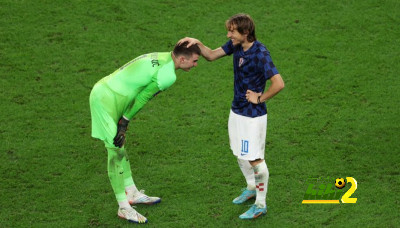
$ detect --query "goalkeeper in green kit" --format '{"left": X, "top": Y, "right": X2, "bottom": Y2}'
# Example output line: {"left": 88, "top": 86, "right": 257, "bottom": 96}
{"left": 89, "top": 41, "right": 201, "bottom": 224}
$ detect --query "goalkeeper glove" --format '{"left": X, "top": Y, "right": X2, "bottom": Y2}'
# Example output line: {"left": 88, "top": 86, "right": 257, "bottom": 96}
{"left": 113, "top": 117, "right": 129, "bottom": 148}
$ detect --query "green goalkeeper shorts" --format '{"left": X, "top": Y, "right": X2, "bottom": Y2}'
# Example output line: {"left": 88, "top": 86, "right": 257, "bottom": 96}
{"left": 89, "top": 82, "right": 129, "bottom": 144}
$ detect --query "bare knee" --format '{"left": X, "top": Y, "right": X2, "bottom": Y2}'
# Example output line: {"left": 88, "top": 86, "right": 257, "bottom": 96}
{"left": 249, "top": 159, "right": 264, "bottom": 167}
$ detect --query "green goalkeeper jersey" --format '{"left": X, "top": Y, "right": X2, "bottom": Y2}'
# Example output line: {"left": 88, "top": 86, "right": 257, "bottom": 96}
{"left": 97, "top": 52, "right": 176, "bottom": 120}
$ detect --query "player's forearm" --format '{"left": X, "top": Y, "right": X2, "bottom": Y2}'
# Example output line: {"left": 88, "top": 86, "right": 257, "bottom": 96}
{"left": 124, "top": 99, "right": 146, "bottom": 120}
{"left": 259, "top": 87, "right": 283, "bottom": 102}
{"left": 197, "top": 43, "right": 215, "bottom": 61}
{"left": 259, "top": 75, "right": 285, "bottom": 102}
{"left": 179, "top": 37, "right": 223, "bottom": 61}
{"left": 123, "top": 82, "right": 160, "bottom": 120}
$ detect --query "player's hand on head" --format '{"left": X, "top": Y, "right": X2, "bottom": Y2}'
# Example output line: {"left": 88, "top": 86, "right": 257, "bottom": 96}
{"left": 178, "top": 37, "right": 199, "bottom": 48}
{"left": 246, "top": 90, "right": 262, "bottom": 104}
{"left": 113, "top": 117, "right": 130, "bottom": 148}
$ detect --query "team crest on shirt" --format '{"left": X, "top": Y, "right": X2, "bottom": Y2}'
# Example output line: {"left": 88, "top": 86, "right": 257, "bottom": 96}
{"left": 239, "top": 57, "right": 245, "bottom": 67}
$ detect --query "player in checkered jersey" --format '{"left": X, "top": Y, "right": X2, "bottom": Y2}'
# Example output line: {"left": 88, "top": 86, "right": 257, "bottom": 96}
{"left": 179, "top": 13, "right": 284, "bottom": 220}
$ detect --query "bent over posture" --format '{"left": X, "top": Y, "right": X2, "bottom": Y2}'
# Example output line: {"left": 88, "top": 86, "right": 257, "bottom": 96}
{"left": 180, "top": 13, "right": 284, "bottom": 220}
{"left": 89, "top": 41, "right": 200, "bottom": 224}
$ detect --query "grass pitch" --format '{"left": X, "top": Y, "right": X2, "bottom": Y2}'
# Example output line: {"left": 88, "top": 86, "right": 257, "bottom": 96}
{"left": 1, "top": 0, "right": 399, "bottom": 227}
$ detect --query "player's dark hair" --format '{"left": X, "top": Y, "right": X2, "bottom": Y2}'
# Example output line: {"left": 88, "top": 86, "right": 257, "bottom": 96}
{"left": 225, "top": 13, "right": 256, "bottom": 42}
{"left": 173, "top": 41, "right": 201, "bottom": 58}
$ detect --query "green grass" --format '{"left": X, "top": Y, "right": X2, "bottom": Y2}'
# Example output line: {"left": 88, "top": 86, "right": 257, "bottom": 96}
{"left": 1, "top": 0, "right": 399, "bottom": 227}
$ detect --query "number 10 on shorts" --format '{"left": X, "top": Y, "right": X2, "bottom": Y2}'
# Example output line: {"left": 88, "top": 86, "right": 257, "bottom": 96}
{"left": 241, "top": 140, "right": 249, "bottom": 155}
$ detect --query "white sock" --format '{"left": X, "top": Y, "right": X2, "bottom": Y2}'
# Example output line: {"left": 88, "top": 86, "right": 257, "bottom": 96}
{"left": 125, "top": 184, "right": 139, "bottom": 196}
{"left": 237, "top": 158, "right": 256, "bottom": 190}
{"left": 254, "top": 161, "right": 269, "bottom": 208}
{"left": 118, "top": 200, "right": 131, "bottom": 209}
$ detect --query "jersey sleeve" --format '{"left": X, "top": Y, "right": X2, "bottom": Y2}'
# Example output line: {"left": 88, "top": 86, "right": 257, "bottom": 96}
{"left": 123, "top": 81, "right": 160, "bottom": 120}
{"left": 156, "top": 63, "right": 176, "bottom": 91}
{"left": 221, "top": 40, "right": 234, "bottom": 56}
{"left": 258, "top": 51, "right": 279, "bottom": 80}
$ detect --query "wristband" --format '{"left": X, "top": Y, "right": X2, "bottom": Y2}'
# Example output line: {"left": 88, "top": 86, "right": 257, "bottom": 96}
{"left": 257, "top": 96, "right": 261, "bottom": 104}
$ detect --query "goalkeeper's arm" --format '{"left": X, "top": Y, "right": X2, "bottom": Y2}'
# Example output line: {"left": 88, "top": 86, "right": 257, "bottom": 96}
{"left": 123, "top": 81, "right": 161, "bottom": 120}
{"left": 113, "top": 81, "right": 161, "bottom": 147}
